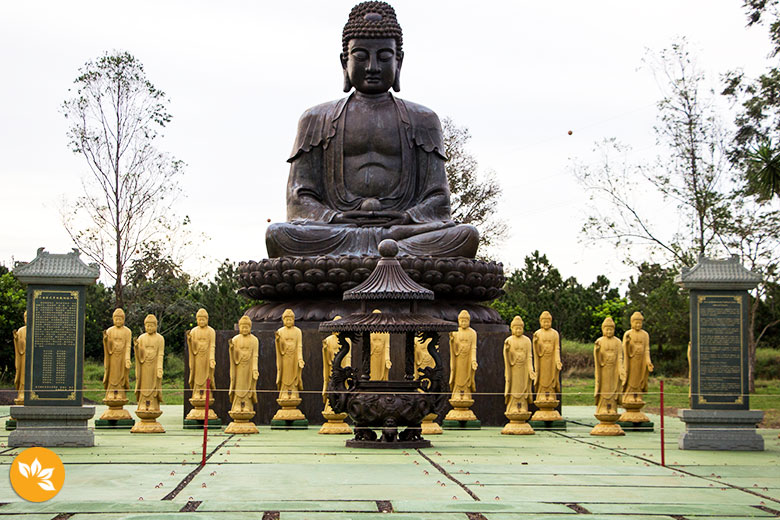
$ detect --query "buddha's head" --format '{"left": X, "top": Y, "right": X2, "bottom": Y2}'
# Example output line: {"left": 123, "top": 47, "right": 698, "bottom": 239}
{"left": 458, "top": 310, "right": 470, "bottom": 329}
{"left": 282, "top": 309, "right": 295, "bottom": 328}
{"left": 113, "top": 308, "right": 125, "bottom": 328}
{"left": 601, "top": 317, "right": 615, "bottom": 339}
{"left": 539, "top": 311, "right": 552, "bottom": 330}
{"left": 238, "top": 316, "right": 252, "bottom": 336}
{"left": 341, "top": 1, "right": 404, "bottom": 94}
{"left": 196, "top": 308, "right": 209, "bottom": 328}
{"left": 630, "top": 311, "right": 644, "bottom": 331}
{"left": 144, "top": 314, "right": 158, "bottom": 335}
{"left": 511, "top": 316, "right": 524, "bottom": 337}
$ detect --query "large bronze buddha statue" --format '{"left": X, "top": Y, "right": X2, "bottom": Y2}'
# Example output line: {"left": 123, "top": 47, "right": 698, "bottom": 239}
{"left": 265, "top": 1, "right": 479, "bottom": 259}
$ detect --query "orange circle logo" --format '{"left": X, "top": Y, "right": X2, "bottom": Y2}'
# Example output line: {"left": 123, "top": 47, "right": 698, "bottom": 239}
{"left": 9, "top": 447, "right": 65, "bottom": 502}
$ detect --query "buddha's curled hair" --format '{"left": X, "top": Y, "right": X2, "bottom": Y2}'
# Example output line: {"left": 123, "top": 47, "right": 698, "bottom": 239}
{"left": 342, "top": 1, "right": 403, "bottom": 54}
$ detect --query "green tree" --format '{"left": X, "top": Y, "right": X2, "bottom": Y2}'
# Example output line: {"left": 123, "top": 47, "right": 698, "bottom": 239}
{"left": 191, "top": 260, "right": 260, "bottom": 329}
{"left": 62, "top": 51, "right": 184, "bottom": 308}
{"left": 123, "top": 243, "right": 198, "bottom": 355}
{"left": 442, "top": 117, "right": 507, "bottom": 254}
{"left": 0, "top": 267, "right": 26, "bottom": 378}
{"left": 83, "top": 282, "right": 115, "bottom": 360}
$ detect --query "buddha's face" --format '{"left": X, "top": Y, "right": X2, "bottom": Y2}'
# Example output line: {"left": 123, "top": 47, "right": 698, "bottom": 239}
{"left": 458, "top": 315, "right": 470, "bottom": 329}
{"left": 197, "top": 314, "right": 208, "bottom": 328}
{"left": 631, "top": 318, "right": 643, "bottom": 331}
{"left": 283, "top": 315, "right": 295, "bottom": 328}
{"left": 239, "top": 321, "right": 251, "bottom": 336}
{"left": 603, "top": 324, "right": 615, "bottom": 338}
{"left": 145, "top": 320, "right": 157, "bottom": 335}
{"left": 511, "top": 323, "right": 524, "bottom": 337}
{"left": 540, "top": 316, "right": 552, "bottom": 330}
{"left": 113, "top": 313, "right": 125, "bottom": 328}
{"left": 342, "top": 38, "right": 400, "bottom": 94}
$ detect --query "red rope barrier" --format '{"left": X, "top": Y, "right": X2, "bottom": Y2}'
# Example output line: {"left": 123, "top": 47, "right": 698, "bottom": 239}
{"left": 660, "top": 379, "right": 665, "bottom": 467}
{"left": 201, "top": 378, "right": 210, "bottom": 467}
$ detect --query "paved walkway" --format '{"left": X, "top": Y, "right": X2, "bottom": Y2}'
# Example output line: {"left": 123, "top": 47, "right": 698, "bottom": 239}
{"left": 1, "top": 405, "right": 778, "bottom": 519}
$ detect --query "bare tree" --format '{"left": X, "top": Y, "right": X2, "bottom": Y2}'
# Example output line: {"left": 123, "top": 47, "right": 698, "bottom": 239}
{"left": 442, "top": 117, "right": 508, "bottom": 254}
{"left": 575, "top": 40, "right": 730, "bottom": 266}
{"left": 62, "top": 51, "right": 183, "bottom": 308}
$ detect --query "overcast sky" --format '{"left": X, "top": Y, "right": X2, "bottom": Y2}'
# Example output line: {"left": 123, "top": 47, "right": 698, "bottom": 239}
{"left": 0, "top": 1, "right": 772, "bottom": 289}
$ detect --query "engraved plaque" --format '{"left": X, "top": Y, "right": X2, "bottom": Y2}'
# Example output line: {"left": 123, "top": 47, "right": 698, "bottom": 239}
{"left": 690, "top": 291, "right": 749, "bottom": 410}
{"left": 25, "top": 287, "right": 85, "bottom": 405}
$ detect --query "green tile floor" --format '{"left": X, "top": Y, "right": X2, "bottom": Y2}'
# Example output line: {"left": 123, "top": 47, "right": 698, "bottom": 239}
{"left": 0, "top": 405, "right": 778, "bottom": 519}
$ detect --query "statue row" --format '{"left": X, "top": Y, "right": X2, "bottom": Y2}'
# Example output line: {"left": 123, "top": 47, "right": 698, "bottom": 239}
{"left": 9, "top": 307, "right": 652, "bottom": 436}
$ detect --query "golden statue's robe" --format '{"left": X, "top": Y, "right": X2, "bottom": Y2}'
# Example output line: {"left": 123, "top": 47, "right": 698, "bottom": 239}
{"left": 594, "top": 335, "right": 624, "bottom": 414}
{"left": 623, "top": 328, "right": 652, "bottom": 397}
{"left": 229, "top": 333, "right": 259, "bottom": 413}
{"left": 275, "top": 325, "right": 303, "bottom": 399}
{"left": 504, "top": 334, "right": 534, "bottom": 413}
{"left": 533, "top": 327, "right": 561, "bottom": 397}
{"left": 369, "top": 331, "right": 390, "bottom": 381}
{"left": 13, "top": 325, "right": 26, "bottom": 401}
{"left": 103, "top": 325, "right": 131, "bottom": 399}
{"left": 188, "top": 324, "right": 216, "bottom": 395}
{"left": 135, "top": 333, "right": 164, "bottom": 411}
{"left": 449, "top": 327, "right": 477, "bottom": 400}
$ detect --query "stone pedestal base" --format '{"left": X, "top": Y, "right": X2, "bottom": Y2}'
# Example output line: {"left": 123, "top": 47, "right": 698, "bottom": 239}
{"left": 131, "top": 409, "right": 164, "bottom": 433}
{"left": 443, "top": 398, "right": 480, "bottom": 429}
{"left": 272, "top": 397, "right": 307, "bottom": 429}
{"left": 186, "top": 395, "right": 217, "bottom": 422}
{"left": 502, "top": 410, "right": 534, "bottom": 435}
{"left": 225, "top": 409, "right": 258, "bottom": 434}
{"left": 531, "top": 398, "right": 562, "bottom": 422}
{"left": 100, "top": 396, "right": 133, "bottom": 423}
{"left": 619, "top": 397, "right": 650, "bottom": 424}
{"left": 678, "top": 409, "right": 764, "bottom": 451}
{"left": 9, "top": 405, "right": 95, "bottom": 447}
{"left": 319, "top": 411, "right": 352, "bottom": 435}
{"left": 14, "top": 396, "right": 23, "bottom": 406}
{"left": 591, "top": 412, "right": 624, "bottom": 436}
{"left": 421, "top": 413, "right": 442, "bottom": 435}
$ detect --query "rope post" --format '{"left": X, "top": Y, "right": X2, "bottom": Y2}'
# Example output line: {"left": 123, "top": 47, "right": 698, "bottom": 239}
{"left": 660, "top": 379, "right": 665, "bottom": 467}
{"left": 201, "top": 378, "right": 211, "bottom": 467}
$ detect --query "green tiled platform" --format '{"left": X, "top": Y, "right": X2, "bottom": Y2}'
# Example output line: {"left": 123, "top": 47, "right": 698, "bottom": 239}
{"left": 0, "top": 405, "right": 778, "bottom": 518}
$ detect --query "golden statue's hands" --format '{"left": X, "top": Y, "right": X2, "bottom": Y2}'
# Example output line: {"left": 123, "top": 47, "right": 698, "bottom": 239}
{"left": 385, "top": 360, "right": 392, "bottom": 369}
{"left": 471, "top": 361, "right": 478, "bottom": 371}
{"left": 125, "top": 360, "right": 131, "bottom": 369}
{"left": 253, "top": 370, "right": 259, "bottom": 379}
{"left": 298, "top": 359, "right": 305, "bottom": 368}
{"left": 619, "top": 369, "right": 626, "bottom": 381}
{"left": 556, "top": 361, "right": 563, "bottom": 371}
{"left": 157, "top": 369, "right": 163, "bottom": 379}
{"left": 210, "top": 360, "right": 216, "bottom": 369}
{"left": 648, "top": 363, "right": 654, "bottom": 372}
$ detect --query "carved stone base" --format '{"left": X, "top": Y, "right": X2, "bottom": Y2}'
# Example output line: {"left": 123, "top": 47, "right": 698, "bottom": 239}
{"left": 99, "top": 397, "right": 132, "bottom": 422}
{"left": 502, "top": 410, "right": 534, "bottom": 435}
{"left": 319, "top": 411, "right": 352, "bottom": 435}
{"left": 225, "top": 410, "right": 258, "bottom": 434}
{"left": 273, "top": 397, "right": 307, "bottom": 423}
{"left": 131, "top": 409, "right": 164, "bottom": 433}
{"left": 9, "top": 406, "right": 95, "bottom": 447}
{"left": 421, "top": 413, "right": 442, "bottom": 435}
{"left": 620, "top": 398, "right": 650, "bottom": 424}
{"left": 444, "top": 398, "right": 478, "bottom": 423}
{"left": 591, "top": 413, "right": 624, "bottom": 436}
{"left": 531, "top": 398, "right": 562, "bottom": 422}
{"left": 187, "top": 394, "right": 217, "bottom": 421}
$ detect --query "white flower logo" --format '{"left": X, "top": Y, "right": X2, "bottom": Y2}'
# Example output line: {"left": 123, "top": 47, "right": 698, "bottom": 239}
{"left": 16, "top": 458, "right": 56, "bottom": 491}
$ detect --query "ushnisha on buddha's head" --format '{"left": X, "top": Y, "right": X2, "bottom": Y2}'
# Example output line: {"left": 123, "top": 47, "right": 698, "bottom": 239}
{"left": 340, "top": 1, "right": 404, "bottom": 94}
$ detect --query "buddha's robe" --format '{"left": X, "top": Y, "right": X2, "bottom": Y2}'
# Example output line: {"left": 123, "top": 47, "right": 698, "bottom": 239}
{"left": 275, "top": 325, "right": 304, "bottom": 400}
{"left": 265, "top": 93, "right": 479, "bottom": 258}
{"left": 449, "top": 327, "right": 477, "bottom": 400}
{"left": 187, "top": 324, "right": 216, "bottom": 397}
{"left": 594, "top": 335, "right": 623, "bottom": 414}
{"left": 533, "top": 327, "right": 561, "bottom": 398}
{"left": 623, "top": 328, "right": 652, "bottom": 399}
{"left": 229, "top": 333, "right": 259, "bottom": 413}
{"left": 504, "top": 334, "right": 534, "bottom": 413}
{"left": 103, "top": 325, "right": 131, "bottom": 399}
{"left": 135, "top": 333, "right": 164, "bottom": 411}
{"left": 13, "top": 325, "right": 26, "bottom": 401}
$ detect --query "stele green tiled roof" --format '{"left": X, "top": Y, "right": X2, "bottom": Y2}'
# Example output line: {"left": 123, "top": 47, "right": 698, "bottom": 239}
{"left": 13, "top": 247, "right": 99, "bottom": 285}
{"left": 675, "top": 254, "right": 761, "bottom": 290}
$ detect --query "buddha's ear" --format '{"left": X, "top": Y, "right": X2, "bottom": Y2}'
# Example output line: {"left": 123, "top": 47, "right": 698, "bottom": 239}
{"left": 393, "top": 51, "right": 404, "bottom": 92}
{"left": 340, "top": 53, "right": 352, "bottom": 93}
